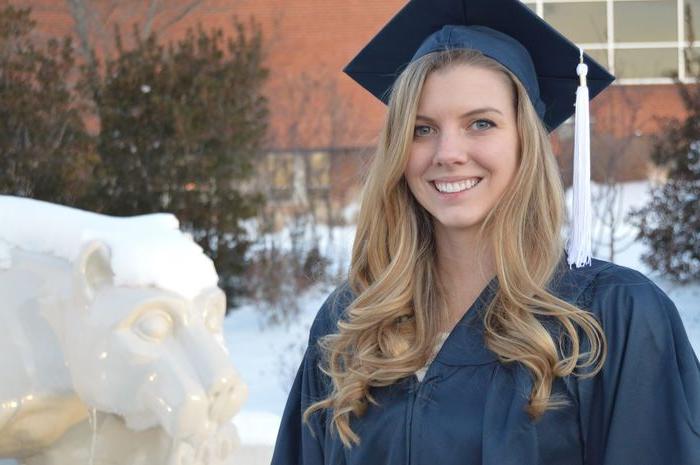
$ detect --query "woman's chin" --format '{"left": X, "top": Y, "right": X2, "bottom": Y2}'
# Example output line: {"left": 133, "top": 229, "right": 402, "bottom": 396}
{"left": 433, "top": 216, "right": 484, "bottom": 233}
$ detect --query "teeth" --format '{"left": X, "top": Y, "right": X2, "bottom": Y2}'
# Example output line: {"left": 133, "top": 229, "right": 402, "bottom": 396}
{"left": 434, "top": 178, "right": 480, "bottom": 193}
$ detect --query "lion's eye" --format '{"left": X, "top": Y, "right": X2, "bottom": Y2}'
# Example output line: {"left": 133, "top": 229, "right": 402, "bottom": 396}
{"left": 134, "top": 310, "right": 173, "bottom": 342}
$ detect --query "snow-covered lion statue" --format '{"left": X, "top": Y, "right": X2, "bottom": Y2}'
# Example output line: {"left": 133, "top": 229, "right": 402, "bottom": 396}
{"left": 0, "top": 196, "right": 248, "bottom": 465}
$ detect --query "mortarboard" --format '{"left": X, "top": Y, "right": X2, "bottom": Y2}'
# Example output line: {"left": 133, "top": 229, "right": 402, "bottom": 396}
{"left": 343, "top": 0, "right": 614, "bottom": 132}
{"left": 342, "top": 0, "right": 615, "bottom": 268}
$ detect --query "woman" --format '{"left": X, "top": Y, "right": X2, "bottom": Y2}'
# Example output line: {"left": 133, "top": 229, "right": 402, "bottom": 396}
{"left": 271, "top": 1, "right": 700, "bottom": 464}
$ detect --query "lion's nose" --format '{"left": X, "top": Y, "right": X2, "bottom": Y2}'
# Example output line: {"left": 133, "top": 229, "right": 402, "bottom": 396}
{"left": 207, "top": 375, "right": 247, "bottom": 424}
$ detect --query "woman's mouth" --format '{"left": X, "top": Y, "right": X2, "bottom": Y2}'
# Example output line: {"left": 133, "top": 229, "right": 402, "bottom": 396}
{"left": 432, "top": 178, "right": 482, "bottom": 194}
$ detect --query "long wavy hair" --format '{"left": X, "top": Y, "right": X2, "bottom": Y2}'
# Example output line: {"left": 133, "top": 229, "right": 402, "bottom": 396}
{"left": 304, "top": 49, "right": 607, "bottom": 447}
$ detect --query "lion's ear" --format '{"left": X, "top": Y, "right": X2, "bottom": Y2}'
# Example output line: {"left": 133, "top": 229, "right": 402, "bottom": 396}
{"left": 73, "top": 240, "right": 114, "bottom": 303}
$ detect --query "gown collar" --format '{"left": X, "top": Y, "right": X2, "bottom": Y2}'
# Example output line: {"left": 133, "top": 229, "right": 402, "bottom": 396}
{"left": 435, "top": 275, "right": 500, "bottom": 366}
{"left": 433, "top": 254, "right": 613, "bottom": 367}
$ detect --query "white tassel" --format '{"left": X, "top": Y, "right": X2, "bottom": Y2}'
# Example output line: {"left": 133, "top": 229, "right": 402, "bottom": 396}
{"left": 567, "top": 48, "right": 592, "bottom": 268}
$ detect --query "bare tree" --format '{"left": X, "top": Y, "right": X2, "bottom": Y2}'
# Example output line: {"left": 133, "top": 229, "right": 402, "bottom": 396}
{"left": 249, "top": 68, "right": 366, "bottom": 324}
{"left": 588, "top": 79, "right": 653, "bottom": 261}
{"left": 269, "top": 70, "right": 366, "bottom": 225}
{"left": 590, "top": 178, "right": 637, "bottom": 261}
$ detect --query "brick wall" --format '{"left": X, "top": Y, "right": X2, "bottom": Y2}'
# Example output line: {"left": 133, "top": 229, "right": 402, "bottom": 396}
{"left": 15, "top": 0, "right": 690, "bottom": 201}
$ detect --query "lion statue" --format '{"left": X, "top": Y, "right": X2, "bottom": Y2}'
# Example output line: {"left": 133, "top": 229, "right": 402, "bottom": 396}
{"left": 0, "top": 196, "right": 248, "bottom": 465}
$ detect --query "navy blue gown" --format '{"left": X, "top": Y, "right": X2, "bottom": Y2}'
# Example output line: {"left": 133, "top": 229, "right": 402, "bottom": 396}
{"left": 271, "top": 258, "right": 700, "bottom": 464}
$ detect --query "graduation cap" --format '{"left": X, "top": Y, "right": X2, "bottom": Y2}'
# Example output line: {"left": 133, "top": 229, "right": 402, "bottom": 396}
{"left": 343, "top": 0, "right": 613, "bottom": 132}
{"left": 343, "top": 0, "right": 615, "bottom": 268}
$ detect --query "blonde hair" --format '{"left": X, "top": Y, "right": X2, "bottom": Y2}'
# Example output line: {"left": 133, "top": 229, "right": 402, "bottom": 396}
{"left": 304, "top": 49, "right": 607, "bottom": 447}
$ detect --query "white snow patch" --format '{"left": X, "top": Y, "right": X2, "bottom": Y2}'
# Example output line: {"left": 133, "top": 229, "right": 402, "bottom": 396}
{"left": 0, "top": 239, "right": 11, "bottom": 270}
{"left": 232, "top": 411, "right": 282, "bottom": 446}
{"left": 342, "top": 200, "right": 359, "bottom": 224}
{"left": 0, "top": 196, "right": 218, "bottom": 299}
{"left": 224, "top": 283, "right": 333, "bottom": 416}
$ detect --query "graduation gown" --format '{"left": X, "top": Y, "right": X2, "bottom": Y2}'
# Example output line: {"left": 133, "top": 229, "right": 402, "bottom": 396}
{"left": 271, "top": 258, "right": 700, "bottom": 465}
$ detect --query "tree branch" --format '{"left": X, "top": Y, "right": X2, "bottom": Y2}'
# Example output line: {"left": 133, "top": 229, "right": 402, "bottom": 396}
{"left": 156, "top": 0, "right": 202, "bottom": 34}
{"left": 142, "top": 0, "right": 161, "bottom": 38}
{"left": 66, "top": 0, "right": 95, "bottom": 68}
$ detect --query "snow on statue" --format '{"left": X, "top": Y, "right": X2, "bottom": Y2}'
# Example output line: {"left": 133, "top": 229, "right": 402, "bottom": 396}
{"left": 0, "top": 196, "right": 248, "bottom": 465}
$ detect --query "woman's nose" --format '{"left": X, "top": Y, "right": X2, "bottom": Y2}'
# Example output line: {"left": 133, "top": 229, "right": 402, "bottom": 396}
{"left": 433, "top": 130, "right": 469, "bottom": 166}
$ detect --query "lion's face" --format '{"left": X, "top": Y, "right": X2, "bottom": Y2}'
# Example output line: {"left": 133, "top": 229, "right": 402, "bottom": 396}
{"left": 60, "top": 243, "right": 246, "bottom": 441}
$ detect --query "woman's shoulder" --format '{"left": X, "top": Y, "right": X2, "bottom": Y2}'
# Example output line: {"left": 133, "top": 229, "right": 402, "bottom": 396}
{"left": 552, "top": 256, "right": 675, "bottom": 316}
{"left": 558, "top": 257, "right": 687, "bottom": 353}
{"left": 574, "top": 258, "right": 676, "bottom": 317}
{"left": 307, "top": 281, "right": 356, "bottom": 346}
{"left": 549, "top": 257, "right": 688, "bottom": 357}
{"left": 583, "top": 258, "right": 657, "bottom": 289}
{"left": 562, "top": 261, "right": 700, "bottom": 463}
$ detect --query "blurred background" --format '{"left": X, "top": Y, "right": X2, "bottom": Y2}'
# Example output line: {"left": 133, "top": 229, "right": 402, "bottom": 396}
{"left": 1, "top": 0, "right": 698, "bottom": 460}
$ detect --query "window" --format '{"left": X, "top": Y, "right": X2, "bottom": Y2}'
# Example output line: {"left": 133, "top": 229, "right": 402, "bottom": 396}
{"left": 520, "top": 0, "right": 698, "bottom": 81}
{"left": 264, "top": 153, "right": 295, "bottom": 199}
{"left": 307, "top": 151, "right": 330, "bottom": 191}
{"left": 544, "top": 2, "right": 608, "bottom": 43}
{"left": 686, "top": 0, "right": 700, "bottom": 41}
{"left": 586, "top": 49, "right": 609, "bottom": 70}
{"left": 615, "top": 48, "right": 679, "bottom": 78}
{"left": 614, "top": 0, "right": 677, "bottom": 42}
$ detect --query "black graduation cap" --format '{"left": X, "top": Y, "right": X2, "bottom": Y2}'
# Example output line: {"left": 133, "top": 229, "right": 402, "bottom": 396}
{"left": 343, "top": 0, "right": 615, "bottom": 132}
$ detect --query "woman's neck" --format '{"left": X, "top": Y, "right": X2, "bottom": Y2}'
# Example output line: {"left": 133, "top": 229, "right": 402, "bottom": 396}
{"left": 434, "top": 226, "right": 496, "bottom": 330}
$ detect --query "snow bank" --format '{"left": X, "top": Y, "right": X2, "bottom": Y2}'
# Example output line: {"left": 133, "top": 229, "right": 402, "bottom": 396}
{"left": 232, "top": 411, "right": 282, "bottom": 445}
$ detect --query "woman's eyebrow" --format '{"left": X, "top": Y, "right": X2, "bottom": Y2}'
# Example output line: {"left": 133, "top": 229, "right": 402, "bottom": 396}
{"left": 416, "top": 107, "right": 503, "bottom": 122}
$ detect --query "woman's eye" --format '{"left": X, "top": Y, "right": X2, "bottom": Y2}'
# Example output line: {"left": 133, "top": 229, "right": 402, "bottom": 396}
{"left": 413, "top": 125, "right": 434, "bottom": 137}
{"left": 472, "top": 119, "right": 494, "bottom": 131}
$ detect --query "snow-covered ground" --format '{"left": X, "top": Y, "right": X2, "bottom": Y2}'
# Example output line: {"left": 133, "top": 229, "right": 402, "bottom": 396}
{"left": 226, "top": 180, "right": 700, "bottom": 451}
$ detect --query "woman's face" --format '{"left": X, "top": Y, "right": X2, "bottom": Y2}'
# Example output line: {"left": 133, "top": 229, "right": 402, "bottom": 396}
{"left": 405, "top": 64, "right": 520, "bottom": 236}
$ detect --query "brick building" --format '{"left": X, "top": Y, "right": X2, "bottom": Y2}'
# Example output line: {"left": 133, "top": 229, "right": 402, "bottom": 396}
{"left": 15, "top": 0, "right": 694, "bottom": 226}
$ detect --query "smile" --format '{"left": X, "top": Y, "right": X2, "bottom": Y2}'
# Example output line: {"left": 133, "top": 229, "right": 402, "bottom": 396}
{"left": 432, "top": 178, "right": 482, "bottom": 193}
